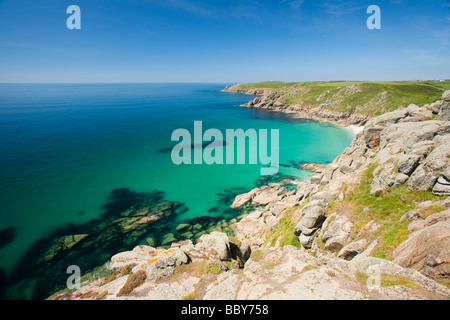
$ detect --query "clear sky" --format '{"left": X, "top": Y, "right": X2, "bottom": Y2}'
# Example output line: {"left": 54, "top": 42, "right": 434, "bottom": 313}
{"left": 0, "top": 0, "right": 449, "bottom": 83}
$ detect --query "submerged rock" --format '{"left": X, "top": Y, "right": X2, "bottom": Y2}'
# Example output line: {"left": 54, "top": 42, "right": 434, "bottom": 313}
{"left": 161, "top": 233, "right": 176, "bottom": 246}
{"left": 37, "top": 234, "right": 88, "bottom": 264}
{"left": 135, "top": 216, "right": 158, "bottom": 225}
{"left": 175, "top": 223, "right": 190, "bottom": 232}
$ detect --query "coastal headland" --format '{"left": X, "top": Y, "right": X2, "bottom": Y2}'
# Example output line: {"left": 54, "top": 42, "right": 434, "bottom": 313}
{"left": 50, "top": 81, "right": 450, "bottom": 300}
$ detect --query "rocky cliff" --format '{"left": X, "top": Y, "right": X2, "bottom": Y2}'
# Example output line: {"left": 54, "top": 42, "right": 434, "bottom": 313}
{"left": 50, "top": 91, "right": 450, "bottom": 300}
{"left": 223, "top": 81, "right": 445, "bottom": 126}
{"left": 238, "top": 92, "right": 370, "bottom": 126}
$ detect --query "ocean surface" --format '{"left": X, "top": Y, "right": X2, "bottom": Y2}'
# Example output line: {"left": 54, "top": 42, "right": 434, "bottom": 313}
{"left": 0, "top": 83, "right": 355, "bottom": 299}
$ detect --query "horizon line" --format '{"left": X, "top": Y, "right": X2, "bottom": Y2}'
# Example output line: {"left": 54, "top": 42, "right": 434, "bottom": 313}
{"left": 0, "top": 79, "right": 448, "bottom": 85}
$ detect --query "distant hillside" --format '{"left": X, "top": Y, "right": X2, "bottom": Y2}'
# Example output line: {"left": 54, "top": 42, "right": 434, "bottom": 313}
{"left": 225, "top": 81, "right": 446, "bottom": 117}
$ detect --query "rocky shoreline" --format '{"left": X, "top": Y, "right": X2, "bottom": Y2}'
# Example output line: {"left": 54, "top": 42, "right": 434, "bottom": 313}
{"left": 50, "top": 90, "right": 450, "bottom": 300}
{"left": 222, "top": 85, "right": 370, "bottom": 127}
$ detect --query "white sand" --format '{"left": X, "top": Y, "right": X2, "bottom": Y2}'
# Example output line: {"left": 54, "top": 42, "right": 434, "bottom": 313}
{"left": 345, "top": 125, "right": 364, "bottom": 135}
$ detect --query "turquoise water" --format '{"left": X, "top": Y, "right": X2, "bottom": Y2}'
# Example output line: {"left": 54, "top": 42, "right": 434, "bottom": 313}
{"left": 0, "top": 83, "right": 354, "bottom": 299}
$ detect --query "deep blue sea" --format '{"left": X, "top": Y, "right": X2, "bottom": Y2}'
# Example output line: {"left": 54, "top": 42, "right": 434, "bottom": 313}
{"left": 0, "top": 83, "right": 354, "bottom": 299}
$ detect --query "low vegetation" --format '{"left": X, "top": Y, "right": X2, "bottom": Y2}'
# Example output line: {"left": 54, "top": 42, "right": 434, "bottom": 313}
{"left": 228, "top": 80, "right": 446, "bottom": 117}
{"left": 249, "top": 249, "right": 269, "bottom": 262}
{"left": 331, "top": 163, "right": 444, "bottom": 260}
{"left": 117, "top": 270, "right": 147, "bottom": 296}
{"left": 181, "top": 292, "right": 197, "bottom": 300}
{"left": 264, "top": 214, "right": 301, "bottom": 249}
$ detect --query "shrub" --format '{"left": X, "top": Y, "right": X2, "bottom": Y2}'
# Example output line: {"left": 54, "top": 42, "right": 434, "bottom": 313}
{"left": 181, "top": 292, "right": 196, "bottom": 300}
{"left": 117, "top": 270, "right": 147, "bottom": 296}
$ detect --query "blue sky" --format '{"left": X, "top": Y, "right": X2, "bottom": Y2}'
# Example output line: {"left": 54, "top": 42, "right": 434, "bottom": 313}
{"left": 0, "top": 0, "right": 449, "bottom": 83}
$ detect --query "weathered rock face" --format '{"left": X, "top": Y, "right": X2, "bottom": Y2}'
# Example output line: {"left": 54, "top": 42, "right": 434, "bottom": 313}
{"left": 436, "top": 91, "right": 450, "bottom": 121}
{"left": 363, "top": 126, "right": 383, "bottom": 148}
{"left": 230, "top": 185, "right": 288, "bottom": 208}
{"left": 230, "top": 188, "right": 259, "bottom": 208}
{"left": 252, "top": 186, "right": 287, "bottom": 206}
{"left": 360, "top": 93, "right": 450, "bottom": 196}
{"left": 370, "top": 158, "right": 409, "bottom": 195}
{"left": 430, "top": 100, "right": 443, "bottom": 114}
{"left": 196, "top": 231, "right": 231, "bottom": 260}
{"left": 109, "top": 245, "right": 189, "bottom": 281}
{"left": 319, "top": 213, "right": 353, "bottom": 252}
{"left": 432, "top": 176, "right": 450, "bottom": 196}
{"left": 394, "top": 216, "right": 450, "bottom": 279}
{"left": 292, "top": 200, "right": 329, "bottom": 249}
{"left": 338, "top": 239, "right": 368, "bottom": 260}
{"left": 62, "top": 244, "right": 450, "bottom": 300}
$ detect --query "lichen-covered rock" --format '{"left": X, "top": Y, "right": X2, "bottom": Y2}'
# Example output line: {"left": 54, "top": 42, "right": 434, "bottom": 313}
{"left": 110, "top": 246, "right": 156, "bottom": 270}
{"left": 196, "top": 231, "right": 231, "bottom": 260}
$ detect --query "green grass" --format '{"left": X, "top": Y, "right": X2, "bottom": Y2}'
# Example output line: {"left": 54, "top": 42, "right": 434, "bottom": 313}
{"left": 333, "top": 163, "right": 443, "bottom": 260}
{"left": 264, "top": 214, "right": 301, "bottom": 249}
{"left": 227, "top": 80, "right": 445, "bottom": 117}
{"left": 249, "top": 249, "right": 269, "bottom": 262}
{"left": 422, "top": 79, "right": 450, "bottom": 90}
{"left": 230, "top": 81, "right": 298, "bottom": 91}
{"left": 181, "top": 292, "right": 197, "bottom": 300}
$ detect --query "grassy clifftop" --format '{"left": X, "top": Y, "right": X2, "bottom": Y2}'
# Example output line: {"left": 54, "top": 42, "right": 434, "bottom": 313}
{"left": 227, "top": 80, "right": 448, "bottom": 116}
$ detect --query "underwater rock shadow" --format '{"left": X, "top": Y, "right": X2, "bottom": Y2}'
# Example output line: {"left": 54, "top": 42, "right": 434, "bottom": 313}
{"left": 4, "top": 187, "right": 183, "bottom": 300}
{"left": 0, "top": 227, "right": 16, "bottom": 250}
{"left": 157, "top": 140, "right": 230, "bottom": 153}
{"left": 245, "top": 108, "right": 316, "bottom": 124}
{"left": 101, "top": 187, "right": 165, "bottom": 219}
{"left": 0, "top": 268, "right": 6, "bottom": 300}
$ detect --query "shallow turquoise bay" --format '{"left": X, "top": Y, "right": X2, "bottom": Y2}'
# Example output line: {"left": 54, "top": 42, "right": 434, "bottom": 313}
{"left": 0, "top": 83, "right": 355, "bottom": 298}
